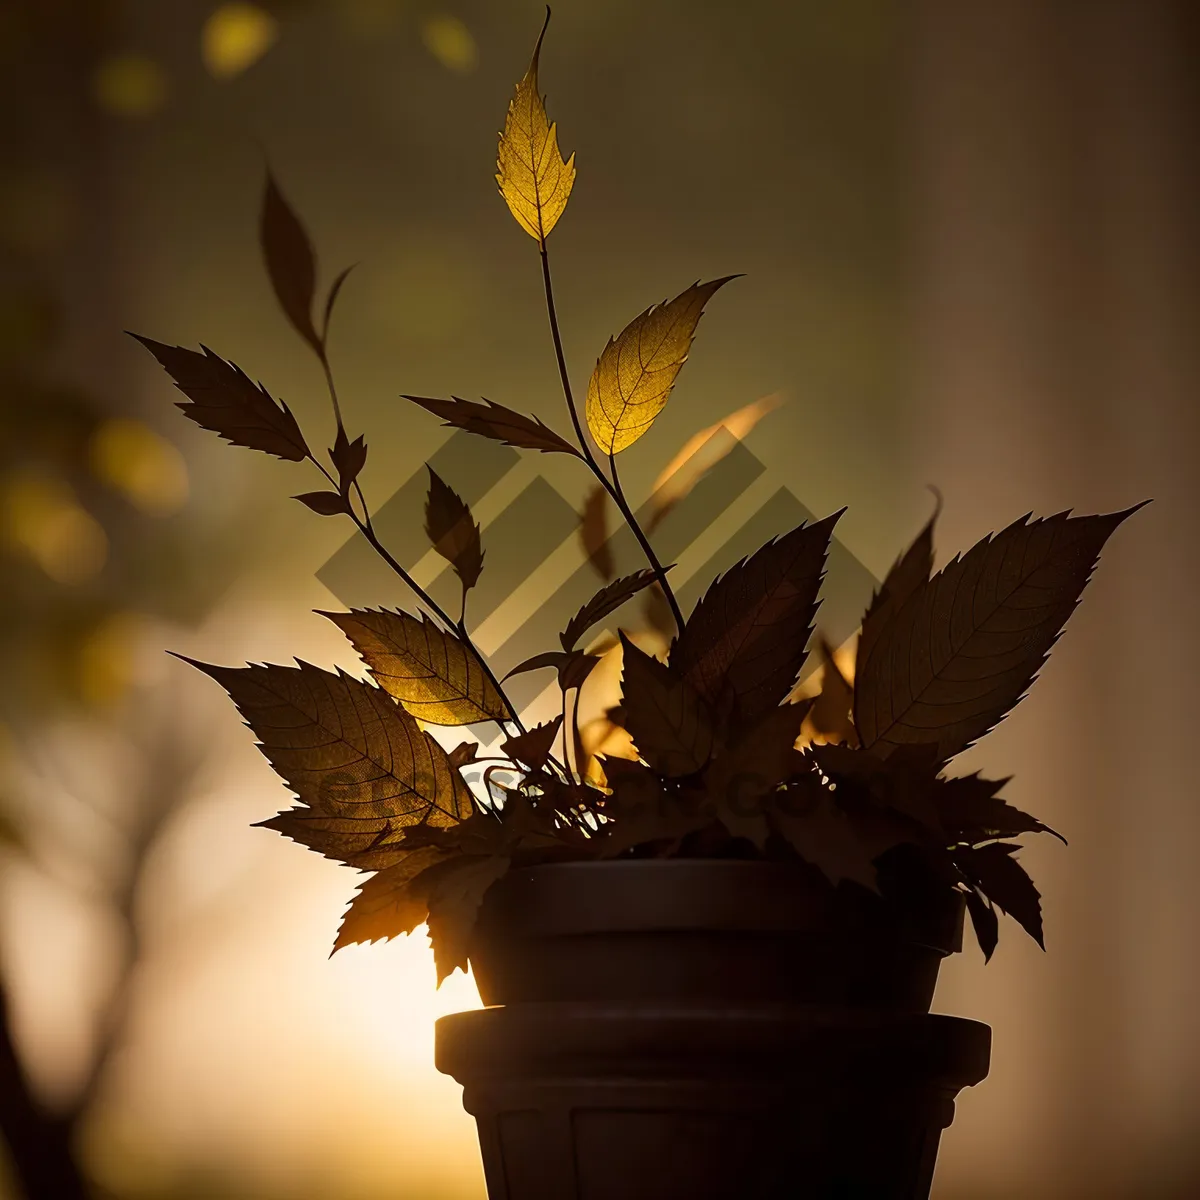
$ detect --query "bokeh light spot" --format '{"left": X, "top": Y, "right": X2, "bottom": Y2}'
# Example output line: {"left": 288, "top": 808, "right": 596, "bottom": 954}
{"left": 1, "top": 471, "right": 108, "bottom": 584}
{"left": 77, "top": 612, "right": 142, "bottom": 709}
{"left": 420, "top": 14, "right": 478, "bottom": 74}
{"left": 92, "top": 54, "right": 168, "bottom": 118}
{"left": 89, "top": 418, "right": 189, "bottom": 517}
{"left": 202, "top": 4, "right": 279, "bottom": 80}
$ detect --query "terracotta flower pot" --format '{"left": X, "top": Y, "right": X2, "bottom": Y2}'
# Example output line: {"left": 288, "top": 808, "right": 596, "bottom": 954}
{"left": 436, "top": 860, "right": 990, "bottom": 1199}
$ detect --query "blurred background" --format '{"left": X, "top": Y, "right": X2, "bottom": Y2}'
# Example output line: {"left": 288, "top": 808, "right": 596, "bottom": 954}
{"left": 0, "top": 0, "right": 1195, "bottom": 1196}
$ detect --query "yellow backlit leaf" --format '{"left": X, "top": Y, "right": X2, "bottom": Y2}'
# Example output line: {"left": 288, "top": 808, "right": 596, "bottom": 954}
{"left": 496, "top": 10, "right": 575, "bottom": 244}
{"left": 93, "top": 55, "right": 167, "bottom": 118}
{"left": 421, "top": 14, "right": 478, "bottom": 73}
{"left": 89, "top": 418, "right": 189, "bottom": 516}
{"left": 324, "top": 608, "right": 509, "bottom": 726}
{"left": 585, "top": 278, "right": 734, "bottom": 455}
{"left": 202, "top": 4, "right": 279, "bottom": 80}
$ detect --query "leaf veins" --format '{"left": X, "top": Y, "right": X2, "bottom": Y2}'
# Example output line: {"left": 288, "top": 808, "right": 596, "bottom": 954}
{"left": 585, "top": 278, "right": 734, "bottom": 455}
{"left": 560, "top": 567, "right": 660, "bottom": 651}
{"left": 131, "top": 336, "right": 309, "bottom": 462}
{"left": 854, "top": 505, "right": 1147, "bottom": 764}
{"left": 425, "top": 466, "right": 484, "bottom": 593}
{"left": 496, "top": 8, "right": 575, "bottom": 245}
{"left": 322, "top": 608, "right": 509, "bottom": 726}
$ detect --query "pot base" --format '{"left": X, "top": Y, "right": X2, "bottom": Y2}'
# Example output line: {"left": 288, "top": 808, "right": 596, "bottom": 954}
{"left": 437, "top": 1004, "right": 990, "bottom": 1200}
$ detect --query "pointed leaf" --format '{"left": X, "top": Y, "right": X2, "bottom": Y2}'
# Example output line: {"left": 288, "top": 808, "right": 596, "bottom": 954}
{"left": 322, "top": 263, "right": 357, "bottom": 343}
{"left": 132, "top": 335, "right": 309, "bottom": 461}
{"left": 260, "top": 170, "right": 321, "bottom": 354}
{"left": 403, "top": 394, "right": 582, "bottom": 457}
{"left": 670, "top": 511, "right": 842, "bottom": 726}
{"left": 964, "top": 887, "right": 1000, "bottom": 963}
{"left": 560, "top": 568, "right": 659, "bottom": 651}
{"left": 857, "top": 487, "right": 941, "bottom": 678}
{"left": 936, "top": 774, "right": 1066, "bottom": 845}
{"left": 808, "top": 636, "right": 857, "bottom": 745}
{"left": 855, "top": 505, "right": 1147, "bottom": 764}
{"left": 579, "top": 484, "right": 613, "bottom": 581}
{"left": 502, "top": 715, "right": 563, "bottom": 770}
{"left": 323, "top": 608, "right": 509, "bottom": 726}
{"left": 256, "top": 808, "right": 409, "bottom": 871}
{"left": 179, "top": 658, "right": 475, "bottom": 844}
{"left": 294, "top": 490, "right": 350, "bottom": 516}
{"left": 619, "top": 633, "right": 714, "bottom": 777}
{"left": 330, "top": 428, "right": 367, "bottom": 495}
{"left": 425, "top": 466, "right": 484, "bottom": 591}
{"left": 426, "top": 853, "right": 512, "bottom": 983}
{"left": 332, "top": 847, "right": 451, "bottom": 952}
{"left": 586, "top": 278, "right": 735, "bottom": 455}
{"left": 496, "top": 9, "right": 575, "bottom": 244}
{"left": 953, "top": 841, "right": 1044, "bottom": 950}
{"left": 502, "top": 650, "right": 571, "bottom": 681}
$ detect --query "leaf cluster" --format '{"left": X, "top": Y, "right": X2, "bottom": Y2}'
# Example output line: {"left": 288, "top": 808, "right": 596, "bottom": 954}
{"left": 131, "top": 10, "right": 1145, "bottom": 981}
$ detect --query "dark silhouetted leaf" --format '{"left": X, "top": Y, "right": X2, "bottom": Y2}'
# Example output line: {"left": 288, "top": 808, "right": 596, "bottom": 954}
{"left": 256, "top": 809, "right": 409, "bottom": 871}
{"left": 855, "top": 505, "right": 1147, "bottom": 764}
{"left": 619, "top": 633, "right": 714, "bottom": 778}
{"left": 323, "top": 608, "right": 509, "bottom": 726}
{"left": 964, "top": 887, "right": 999, "bottom": 963}
{"left": 560, "top": 567, "right": 659, "bottom": 651}
{"left": 331, "top": 427, "right": 367, "bottom": 494}
{"left": 132, "top": 335, "right": 309, "bottom": 461}
{"left": 448, "top": 741, "right": 479, "bottom": 769}
{"left": 322, "top": 263, "right": 357, "bottom": 343}
{"left": 935, "top": 774, "right": 1066, "bottom": 845}
{"left": 809, "top": 636, "right": 857, "bottom": 746}
{"left": 579, "top": 484, "right": 614, "bottom": 581}
{"left": 503, "top": 650, "right": 570, "bottom": 681}
{"left": 261, "top": 170, "right": 321, "bottom": 354}
{"left": 857, "top": 487, "right": 941, "bottom": 678}
{"left": 586, "top": 278, "right": 736, "bottom": 455}
{"left": 426, "top": 853, "right": 512, "bottom": 983}
{"left": 294, "top": 490, "right": 350, "bottom": 516}
{"left": 705, "top": 700, "right": 811, "bottom": 848}
{"left": 502, "top": 715, "right": 563, "bottom": 770}
{"left": 496, "top": 8, "right": 575, "bottom": 244}
{"left": 425, "top": 466, "right": 484, "bottom": 591}
{"left": 333, "top": 846, "right": 450, "bottom": 952}
{"left": 597, "top": 757, "right": 707, "bottom": 857}
{"left": 558, "top": 651, "right": 600, "bottom": 690}
{"left": 670, "top": 510, "right": 842, "bottom": 726}
{"left": 806, "top": 742, "right": 944, "bottom": 838}
{"left": 403, "top": 394, "right": 582, "bottom": 457}
{"left": 953, "top": 841, "right": 1044, "bottom": 950}
{"left": 177, "top": 657, "right": 475, "bottom": 845}
{"left": 643, "top": 581, "right": 675, "bottom": 639}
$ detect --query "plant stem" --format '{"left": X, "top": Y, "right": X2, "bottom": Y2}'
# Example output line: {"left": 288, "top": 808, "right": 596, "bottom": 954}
{"left": 538, "top": 242, "right": 685, "bottom": 634}
{"left": 319, "top": 348, "right": 345, "bottom": 432}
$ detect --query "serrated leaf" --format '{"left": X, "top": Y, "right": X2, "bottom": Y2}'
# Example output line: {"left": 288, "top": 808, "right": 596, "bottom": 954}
{"left": 294, "top": 490, "right": 350, "bottom": 516}
{"left": 857, "top": 487, "right": 941, "bottom": 679}
{"left": 132, "top": 335, "right": 309, "bottom": 461}
{"left": 579, "top": 484, "right": 613, "bottom": 581}
{"left": 964, "top": 886, "right": 1000, "bottom": 963}
{"left": 179, "top": 658, "right": 475, "bottom": 849}
{"left": 260, "top": 169, "right": 320, "bottom": 354}
{"left": 323, "top": 608, "right": 508, "bottom": 726}
{"left": 855, "top": 505, "right": 1147, "bottom": 764}
{"left": 670, "top": 511, "right": 841, "bottom": 726}
{"left": 502, "top": 715, "right": 563, "bottom": 770}
{"left": 809, "top": 636, "right": 857, "bottom": 745}
{"left": 619, "top": 633, "right": 714, "bottom": 777}
{"left": 330, "top": 428, "right": 367, "bottom": 494}
{"left": 424, "top": 466, "right": 484, "bottom": 591}
{"left": 935, "top": 774, "right": 1066, "bottom": 845}
{"left": 332, "top": 847, "right": 451, "bottom": 952}
{"left": 560, "top": 568, "right": 659, "bottom": 651}
{"left": 496, "top": 9, "right": 575, "bottom": 245}
{"left": 403, "top": 394, "right": 582, "bottom": 457}
{"left": 953, "top": 841, "right": 1044, "bottom": 950}
{"left": 427, "top": 853, "right": 512, "bottom": 983}
{"left": 255, "top": 809, "right": 409, "bottom": 871}
{"left": 585, "top": 278, "right": 734, "bottom": 455}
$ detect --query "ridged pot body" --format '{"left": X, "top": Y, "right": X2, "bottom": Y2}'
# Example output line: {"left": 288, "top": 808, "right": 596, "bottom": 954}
{"left": 435, "top": 860, "right": 990, "bottom": 1200}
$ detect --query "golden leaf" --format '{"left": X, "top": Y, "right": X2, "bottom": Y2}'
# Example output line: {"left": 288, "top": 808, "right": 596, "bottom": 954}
{"left": 585, "top": 278, "right": 734, "bottom": 455}
{"left": 333, "top": 846, "right": 451, "bottom": 952}
{"left": 323, "top": 608, "right": 509, "bottom": 726}
{"left": 180, "top": 657, "right": 474, "bottom": 829}
{"left": 496, "top": 9, "right": 575, "bottom": 245}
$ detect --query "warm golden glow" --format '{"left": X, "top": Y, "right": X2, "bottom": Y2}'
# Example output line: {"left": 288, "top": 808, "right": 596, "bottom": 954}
{"left": 202, "top": 4, "right": 279, "bottom": 80}
{"left": 92, "top": 55, "right": 168, "bottom": 118}
{"left": 421, "top": 14, "right": 479, "bottom": 74}
{"left": 89, "top": 418, "right": 189, "bottom": 516}
{"left": 1, "top": 470, "right": 108, "bottom": 583}
{"left": 76, "top": 612, "right": 143, "bottom": 709}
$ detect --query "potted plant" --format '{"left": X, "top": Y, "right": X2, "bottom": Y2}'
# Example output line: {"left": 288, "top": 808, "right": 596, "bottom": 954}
{"left": 132, "top": 11, "right": 1143, "bottom": 1198}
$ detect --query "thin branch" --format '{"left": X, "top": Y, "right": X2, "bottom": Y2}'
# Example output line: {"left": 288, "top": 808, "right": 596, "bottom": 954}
{"left": 538, "top": 241, "right": 684, "bottom": 633}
